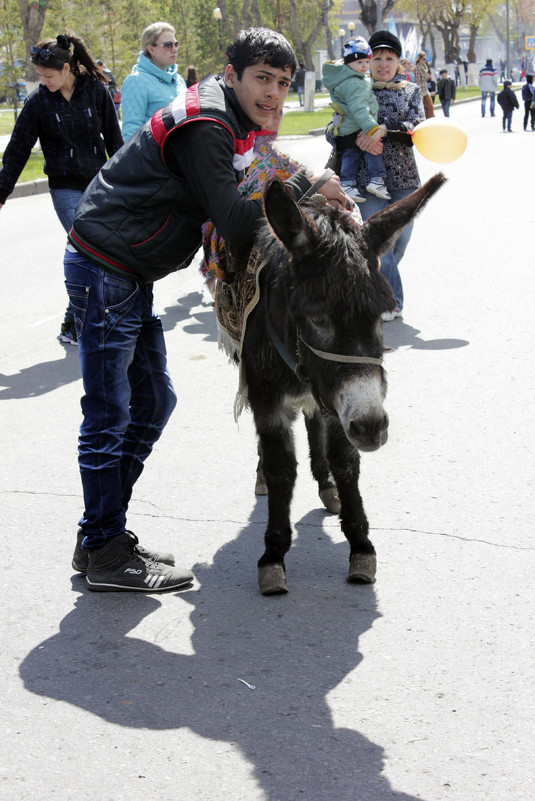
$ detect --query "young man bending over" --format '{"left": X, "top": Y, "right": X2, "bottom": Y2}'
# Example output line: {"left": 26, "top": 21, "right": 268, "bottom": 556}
{"left": 66, "top": 27, "right": 347, "bottom": 593}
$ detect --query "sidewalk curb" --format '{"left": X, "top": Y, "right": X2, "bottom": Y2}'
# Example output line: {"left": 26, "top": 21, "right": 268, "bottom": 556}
{"left": 10, "top": 177, "right": 48, "bottom": 199}
{"left": 307, "top": 94, "right": 483, "bottom": 136}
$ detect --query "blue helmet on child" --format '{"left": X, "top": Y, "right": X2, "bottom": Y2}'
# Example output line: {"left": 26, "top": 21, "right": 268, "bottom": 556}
{"left": 343, "top": 37, "right": 372, "bottom": 64}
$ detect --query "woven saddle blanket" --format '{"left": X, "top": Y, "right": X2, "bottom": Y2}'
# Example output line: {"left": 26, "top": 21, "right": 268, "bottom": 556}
{"left": 214, "top": 245, "right": 267, "bottom": 413}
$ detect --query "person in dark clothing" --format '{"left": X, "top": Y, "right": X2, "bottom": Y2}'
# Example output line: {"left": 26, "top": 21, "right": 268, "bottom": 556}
{"left": 497, "top": 80, "right": 519, "bottom": 131}
{"left": 186, "top": 65, "right": 199, "bottom": 87}
{"left": 65, "top": 27, "right": 347, "bottom": 593}
{"left": 521, "top": 74, "right": 535, "bottom": 130}
{"left": 295, "top": 62, "right": 306, "bottom": 105}
{"left": 96, "top": 60, "right": 116, "bottom": 98}
{"left": 426, "top": 69, "right": 436, "bottom": 104}
{"left": 437, "top": 68, "right": 456, "bottom": 117}
{"left": 0, "top": 33, "right": 123, "bottom": 345}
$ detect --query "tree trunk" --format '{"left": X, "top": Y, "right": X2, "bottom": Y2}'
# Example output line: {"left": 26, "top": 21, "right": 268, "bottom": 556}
{"left": 288, "top": 0, "right": 333, "bottom": 72}
{"left": 324, "top": 15, "right": 335, "bottom": 61}
{"left": 18, "top": 0, "right": 51, "bottom": 82}
{"left": 467, "top": 23, "right": 477, "bottom": 63}
{"left": 358, "top": 0, "right": 395, "bottom": 37}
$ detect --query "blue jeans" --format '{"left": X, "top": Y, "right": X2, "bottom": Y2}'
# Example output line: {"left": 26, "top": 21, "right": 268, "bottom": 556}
{"left": 340, "top": 146, "right": 386, "bottom": 186}
{"left": 441, "top": 99, "right": 451, "bottom": 117}
{"left": 297, "top": 85, "right": 304, "bottom": 106}
{"left": 481, "top": 91, "right": 495, "bottom": 116}
{"left": 50, "top": 189, "right": 84, "bottom": 323}
{"left": 63, "top": 249, "right": 177, "bottom": 549}
{"left": 50, "top": 188, "right": 84, "bottom": 233}
{"left": 358, "top": 186, "right": 416, "bottom": 311}
{"left": 502, "top": 110, "right": 513, "bottom": 130}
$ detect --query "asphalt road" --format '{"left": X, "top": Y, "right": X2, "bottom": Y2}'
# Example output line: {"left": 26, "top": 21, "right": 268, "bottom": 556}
{"left": 1, "top": 99, "right": 534, "bottom": 801}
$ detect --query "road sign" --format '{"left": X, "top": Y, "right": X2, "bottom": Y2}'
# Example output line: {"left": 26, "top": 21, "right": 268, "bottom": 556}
{"left": 525, "top": 35, "right": 535, "bottom": 49}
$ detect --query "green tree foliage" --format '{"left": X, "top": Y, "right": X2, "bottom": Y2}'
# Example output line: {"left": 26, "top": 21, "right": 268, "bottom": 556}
{"left": 12, "top": 0, "right": 342, "bottom": 88}
{"left": 398, "top": 0, "right": 466, "bottom": 62}
{"left": 0, "top": 0, "right": 25, "bottom": 109}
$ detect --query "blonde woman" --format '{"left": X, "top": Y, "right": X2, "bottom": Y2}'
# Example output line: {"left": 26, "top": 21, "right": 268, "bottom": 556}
{"left": 121, "top": 21, "right": 187, "bottom": 139}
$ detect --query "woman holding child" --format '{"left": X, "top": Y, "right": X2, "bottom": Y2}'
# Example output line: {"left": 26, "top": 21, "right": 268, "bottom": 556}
{"left": 355, "top": 30, "right": 425, "bottom": 319}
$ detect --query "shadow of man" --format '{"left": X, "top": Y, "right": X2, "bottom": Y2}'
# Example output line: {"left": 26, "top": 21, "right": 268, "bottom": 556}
{"left": 0, "top": 349, "right": 80, "bottom": 400}
{"left": 20, "top": 506, "right": 427, "bottom": 801}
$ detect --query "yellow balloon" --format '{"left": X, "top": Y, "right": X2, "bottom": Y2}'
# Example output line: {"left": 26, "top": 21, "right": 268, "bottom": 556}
{"left": 411, "top": 118, "right": 468, "bottom": 163}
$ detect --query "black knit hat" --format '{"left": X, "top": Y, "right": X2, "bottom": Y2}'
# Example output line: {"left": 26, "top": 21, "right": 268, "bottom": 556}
{"left": 368, "top": 30, "right": 402, "bottom": 59}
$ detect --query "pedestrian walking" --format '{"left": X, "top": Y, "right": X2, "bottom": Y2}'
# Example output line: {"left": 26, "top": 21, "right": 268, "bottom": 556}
{"left": 65, "top": 27, "right": 347, "bottom": 593}
{"left": 521, "top": 74, "right": 535, "bottom": 131}
{"left": 120, "top": 21, "right": 187, "bottom": 140}
{"left": 479, "top": 58, "right": 498, "bottom": 117}
{"left": 0, "top": 32, "right": 123, "bottom": 345}
{"left": 437, "top": 68, "right": 456, "bottom": 117}
{"left": 414, "top": 50, "right": 434, "bottom": 118}
{"left": 427, "top": 69, "right": 437, "bottom": 105}
{"left": 497, "top": 80, "right": 519, "bottom": 131}
{"left": 295, "top": 62, "right": 306, "bottom": 106}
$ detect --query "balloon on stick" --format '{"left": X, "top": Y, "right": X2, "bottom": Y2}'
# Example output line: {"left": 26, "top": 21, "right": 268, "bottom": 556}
{"left": 410, "top": 118, "right": 468, "bottom": 163}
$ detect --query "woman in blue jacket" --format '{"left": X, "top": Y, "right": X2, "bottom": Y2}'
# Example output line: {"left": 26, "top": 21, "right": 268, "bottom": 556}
{"left": 121, "top": 21, "right": 187, "bottom": 140}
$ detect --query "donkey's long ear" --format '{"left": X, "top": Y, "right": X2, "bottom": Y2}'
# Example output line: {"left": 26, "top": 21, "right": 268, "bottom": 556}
{"left": 263, "top": 178, "right": 315, "bottom": 260}
{"left": 363, "top": 172, "right": 446, "bottom": 258}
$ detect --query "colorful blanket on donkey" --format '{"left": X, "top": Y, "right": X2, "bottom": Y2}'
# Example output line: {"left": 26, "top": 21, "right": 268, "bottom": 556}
{"left": 200, "top": 145, "right": 300, "bottom": 418}
{"left": 201, "top": 144, "right": 301, "bottom": 284}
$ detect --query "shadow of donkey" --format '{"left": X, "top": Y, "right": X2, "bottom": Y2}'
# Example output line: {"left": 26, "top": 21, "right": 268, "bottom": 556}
{"left": 20, "top": 508, "right": 427, "bottom": 801}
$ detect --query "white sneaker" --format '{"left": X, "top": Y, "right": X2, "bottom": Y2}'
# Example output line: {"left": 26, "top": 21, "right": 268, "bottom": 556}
{"left": 341, "top": 184, "right": 366, "bottom": 203}
{"left": 366, "top": 178, "right": 391, "bottom": 200}
{"left": 381, "top": 310, "right": 396, "bottom": 322}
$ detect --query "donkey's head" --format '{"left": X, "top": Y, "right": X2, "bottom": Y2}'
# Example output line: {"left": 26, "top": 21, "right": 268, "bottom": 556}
{"left": 262, "top": 173, "right": 446, "bottom": 451}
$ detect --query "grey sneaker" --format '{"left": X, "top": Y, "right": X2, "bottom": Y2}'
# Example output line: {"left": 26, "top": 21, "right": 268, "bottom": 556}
{"left": 85, "top": 533, "right": 193, "bottom": 593}
{"left": 341, "top": 183, "right": 366, "bottom": 203}
{"left": 72, "top": 529, "right": 175, "bottom": 575}
{"left": 366, "top": 178, "right": 391, "bottom": 200}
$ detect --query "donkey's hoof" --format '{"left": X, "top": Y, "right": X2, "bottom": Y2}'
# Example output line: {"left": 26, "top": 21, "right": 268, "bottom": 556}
{"left": 319, "top": 486, "right": 340, "bottom": 515}
{"left": 258, "top": 564, "right": 288, "bottom": 595}
{"left": 347, "top": 553, "right": 376, "bottom": 584}
{"left": 254, "top": 473, "right": 268, "bottom": 496}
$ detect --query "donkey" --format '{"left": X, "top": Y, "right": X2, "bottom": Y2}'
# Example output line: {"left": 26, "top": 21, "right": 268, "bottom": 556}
{"left": 221, "top": 173, "right": 445, "bottom": 594}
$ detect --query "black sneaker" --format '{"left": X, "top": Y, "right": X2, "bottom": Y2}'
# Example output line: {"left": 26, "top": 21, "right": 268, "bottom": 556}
{"left": 59, "top": 320, "right": 78, "bottom": 346}
{"left": 72, "top": 529, "right": 175, "bottom": 575}
{"left": 85, "top": 533, "right": 193, "bottom": 592}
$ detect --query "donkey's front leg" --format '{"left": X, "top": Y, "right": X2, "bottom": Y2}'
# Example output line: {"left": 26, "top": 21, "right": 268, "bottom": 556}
{"left": 304, "top": 410, "right": 340, "bottom": 514}
{"left": 255, "top": 409, "right": 297, "bottom": 594}
{"left": 326, "top": 419, "right": 377, "bottom": 583}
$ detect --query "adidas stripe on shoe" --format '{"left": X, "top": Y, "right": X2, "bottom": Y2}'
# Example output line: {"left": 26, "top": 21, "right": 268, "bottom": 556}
{"left": 85, "top": 532, "right": 193, "bottom": 593}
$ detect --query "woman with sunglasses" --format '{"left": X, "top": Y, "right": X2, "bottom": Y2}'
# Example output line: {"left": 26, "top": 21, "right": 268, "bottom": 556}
{"left": 121, "top": 21, "right": 187, "bottom": 141}
{"left": 0, "top": 33, "right": 123, "bottom": 345}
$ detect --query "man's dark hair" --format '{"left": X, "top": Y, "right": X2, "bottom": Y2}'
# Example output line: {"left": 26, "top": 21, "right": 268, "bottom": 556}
{"left": 226, "top": 27, "right": 297, "bottom": 79}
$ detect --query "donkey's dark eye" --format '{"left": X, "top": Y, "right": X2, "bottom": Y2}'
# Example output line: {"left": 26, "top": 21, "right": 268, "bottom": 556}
{"left": 310, "top": 316, "right": 330, "bottom": 329}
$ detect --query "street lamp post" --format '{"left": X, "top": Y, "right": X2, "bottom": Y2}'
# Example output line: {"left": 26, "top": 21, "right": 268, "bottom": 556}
{"left": 339, "top": 28, "right": 345, "bottom": 59}
{"left": 213, "top": 7, "right": 222, "bottom": 52}
{"left": 505, "top": 0, "right": 510, "bottom": 79}
{"left": 347, "top": 21, "right": 355, "bottom": 39}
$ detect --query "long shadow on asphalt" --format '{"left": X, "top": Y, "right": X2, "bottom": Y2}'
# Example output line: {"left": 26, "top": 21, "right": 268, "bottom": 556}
{"left": 384, "top": 319, "right": 469, "bottom": 351}
{"left": 20, "top": 503, "right": 427, "bottom": 801}
{"left": 0, "top": 346, "right": 80, "bottom": 400}
{"left": 160, "top": 290, "right": 217, "bottom": 342}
